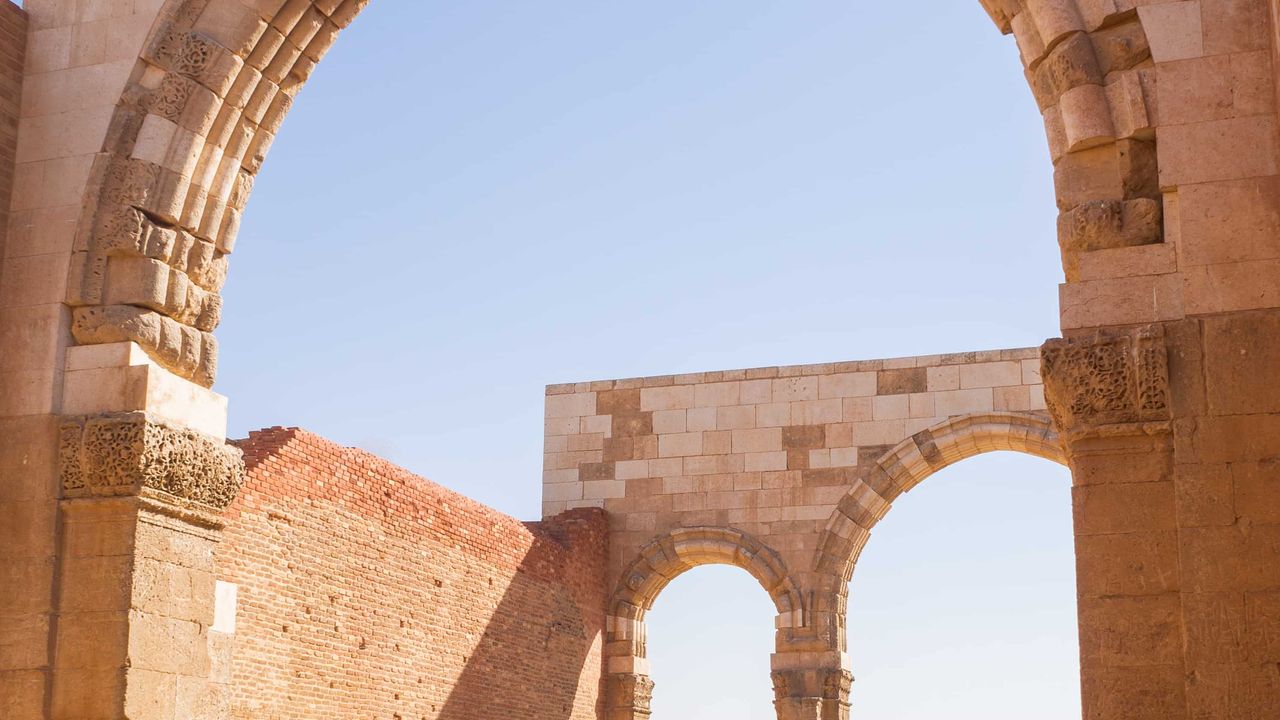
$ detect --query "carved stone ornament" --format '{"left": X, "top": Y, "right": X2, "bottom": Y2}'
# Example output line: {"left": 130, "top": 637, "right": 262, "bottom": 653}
{"left": 59, "top": 412, "right": 245, "bottom": 510}
{"left": 1040, "top": 325, "right": 1170, "bottom": 435}
{"left": 608, "top": 673, "right": 655, "bottom": 713}
{"left": 771, "top": 668, "right": 853, "bottom": 702}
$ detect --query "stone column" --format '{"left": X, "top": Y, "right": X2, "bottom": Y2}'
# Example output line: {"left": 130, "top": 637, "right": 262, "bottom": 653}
{"left": 1042, "top": 325, "right": 1186, "bottom": 720}
{"left": 771, "top": 652, "right": 852, "bottom": 720}
{"left": 49, "top": 408, "right": 243, "bottom": 719}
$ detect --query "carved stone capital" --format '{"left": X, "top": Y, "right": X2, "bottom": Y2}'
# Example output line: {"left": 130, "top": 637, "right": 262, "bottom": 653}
{"left": 771, "top": 668, "right": 853, "bottom": 701}
{"left": 59, "top": 412, "right": 244, "bottom": 511}
{"left": 606, "top": 673, "right": 654, "bottom": 719}
{"left": 1040, "top": 325, "right": 1170, "bottom": 438}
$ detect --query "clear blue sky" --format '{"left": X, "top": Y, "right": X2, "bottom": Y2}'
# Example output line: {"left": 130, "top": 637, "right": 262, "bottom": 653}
{"left": 218, "top": 2, "right": 1078, "bottom": 717}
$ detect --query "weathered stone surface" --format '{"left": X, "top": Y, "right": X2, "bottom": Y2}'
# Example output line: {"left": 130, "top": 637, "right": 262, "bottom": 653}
{"left": 1040, "top": 325, "right": 1170, "bottom": 435}
{"left": 59, "top": 412, "right": 244, "bottom": 510}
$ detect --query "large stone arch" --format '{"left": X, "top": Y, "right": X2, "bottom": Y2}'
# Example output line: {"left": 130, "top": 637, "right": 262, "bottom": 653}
{"left": 810, "top": 411, "right": 1066, "bottom": 655}
{"left": 814, "top": 411, "right": 1063, "bottom": 582}
{"left": 62, "top": 0, "right": 1159, "bottom": 386}
{"left": 17, "top": 1, "right": 1280, "bottom": 719}
{"left": 605, "top": 526, "right": 804, "bottom": 720}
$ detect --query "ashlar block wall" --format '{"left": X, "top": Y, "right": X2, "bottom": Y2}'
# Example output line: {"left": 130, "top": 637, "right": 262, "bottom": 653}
{"left": 542, "top": 347, "right": 1065, "bottom": 717}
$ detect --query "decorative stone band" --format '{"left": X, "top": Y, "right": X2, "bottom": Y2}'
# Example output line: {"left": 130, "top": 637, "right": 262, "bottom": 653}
{"left": 1040, "top": 324, "right": 1170, "bottom": 438}
{"left": 605, "top": 673, "right": 655, "bottom": 717}
{"left": 772, "top": 667, "right": 853, "bottom": 706}
{"left": 59, "top": 412, "right": 245, "bottom": 511}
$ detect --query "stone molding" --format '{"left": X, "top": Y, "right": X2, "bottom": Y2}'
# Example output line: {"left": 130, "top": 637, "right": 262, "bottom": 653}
{"left": 1040, "top": 325, "right": 1170, "bottom": 438}
{"left": 59, "top": 411, "right": 245, "bottom": 511}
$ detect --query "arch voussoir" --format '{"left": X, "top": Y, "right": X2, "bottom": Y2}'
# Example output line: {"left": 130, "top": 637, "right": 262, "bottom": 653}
{"left": 66, "top": 0, "right": 378, "bottom": 387}
{"left": 814, "top": 412, "right": 1066, "bottom": 585}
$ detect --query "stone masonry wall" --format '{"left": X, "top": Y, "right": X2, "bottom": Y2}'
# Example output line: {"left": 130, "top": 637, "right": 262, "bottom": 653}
{"left": 0, "top": 0, "right": 23, "bottom": 270}
{"left": 217, "top": 428, "right": 608, "bottom": 720}
{"left": 543, "top": 348, "right": 1051, "bottom": 575}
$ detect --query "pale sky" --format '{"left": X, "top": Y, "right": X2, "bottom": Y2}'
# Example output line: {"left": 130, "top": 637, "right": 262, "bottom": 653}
{"left": 218, "top": 2, "right": 1079, "bottom": 717}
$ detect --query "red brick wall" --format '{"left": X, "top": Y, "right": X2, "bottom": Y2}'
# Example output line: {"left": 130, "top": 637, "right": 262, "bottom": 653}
{"left": 0, "top": 1, "right": 24, "bottom": 266}
{"left": 218, "top": 427, "right": 608, "bottom": 720}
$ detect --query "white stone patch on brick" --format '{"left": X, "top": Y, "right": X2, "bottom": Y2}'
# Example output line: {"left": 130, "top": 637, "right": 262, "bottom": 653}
{"left": 213, "top": 580, "right": 237, "bottom": 635}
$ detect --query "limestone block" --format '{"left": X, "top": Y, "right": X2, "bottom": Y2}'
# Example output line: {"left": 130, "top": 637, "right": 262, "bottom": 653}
{"left": 1030, "top": 32, "right": 1104, "bottom": 109}
{"left": 790, "top": 398, "right": 842, "bottom": 425}
{"left": 657, "top": 432, "right": 702, "bottom": 458}
{"left": 1105, "top": 71, "right": 1152, "bottom": 140}
{"left": 1200, "top": 0, "right": 1269, "bottom": 55}
{"left": 1075, "top": 532, "right": 1181, "bottom": 596}
{"left": 1182, "top": 259, "right": 1280, "bottom": 315}
{"left": 1137, "top": 2, "right": 1204, "bottom": 62}
{"left": 1090, "top": 15, "right": 1152, "bottom": 72}
{"left": 757, "top": 402, "right": 792, "bottom": 427}
{"left": 675, "top": 407, "right": 713, "bottom": 435}
{"left": 745, "top": 450, "right": 787, "bottom": 472}
{"left": 933, "top": 388, "right": 995, "bottom": 416}
{"left": 773, "top": 376, "right": 818, "bottom": 402}
{"left": 1026, "top": 0, "right": 1086, "bottom": 49}
{"left": 732, "top": 427, "right": 782, "bottom": 454}
{"left": 694, "top": 381, "right": 739, "bottom": 407}
{"left": 545, "top": 391, "right": 596, "bottom": 418}
{"left": 959, "top": 361, "right": 1024, "bottom": 388}
{"left": 651, "top": 409, "right": 685, "bottom": 434}
{"left": 1175, "top": 463, "right": 1236, "bottom": 528}
{"left": 1012, "top": 7, "right": 1047, "bottom": 67}
{"left": 716, "top": 405, "right": 756, "bottom": 429}
{"left": 871, "top": 394, "right": 909, "bottom": 420}
{"left": 1073, "top": 481, "right": 1176, "bottom": 535}
{"left": 1059, "top": 273, "right": 1184, "bottom": 328}
{"left": 1179, "top": 176, "right": 1280, "bottom": 267}
{"left": 994, "top": 385, "right": 1033, "bottom": 410}
{"left": 1076, "top": 242, "right": 1177, "bottom": 281}
{"left": 926, "top": 365, "right": 960, "bottom": 391}
{"left": 739, "top": 378, "right": 772, "bottom": 404}
{"left": 639, "top": 385, "right": 693, "bottom": 411}
{"left": 841, "top": 397, "right": 873, "bottom": 422}
{"left": 1181, "top": 524, "right": 1280, "bottom": 592}
{"left": 817, "top": 371, "right": 875, "bottom": 399}
{"left": 1077, "top": 594, "right": 1183, "bottom": 667}
{"left": 876, "top": 368, "right": 925, "bottom": 395}
{"left": 1058, "top": 198, "right": 1162, "bottom": 252}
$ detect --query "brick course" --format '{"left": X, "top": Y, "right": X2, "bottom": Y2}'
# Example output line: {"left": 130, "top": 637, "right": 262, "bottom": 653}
{"left": 218, "top": 428, "right": 607, "bottom": 720}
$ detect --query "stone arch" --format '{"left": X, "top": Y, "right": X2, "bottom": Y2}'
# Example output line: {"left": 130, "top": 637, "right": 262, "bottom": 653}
{"left": 609, "top": 526, "right": 804, "bottom": 649}
{"left": 62, "top": 0, "right": 1159, "bottom": 389}
{"left": 605, "top": 526, "right": 802, "bottom": 720}
{"left": 813, "top": 411, "right": 1065, "bottom": 587}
